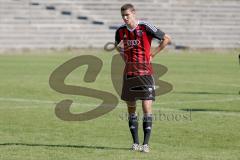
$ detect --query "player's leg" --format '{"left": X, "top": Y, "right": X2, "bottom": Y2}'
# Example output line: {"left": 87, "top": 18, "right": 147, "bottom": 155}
{"left": 127, "top": 101, "right": 140, "bottom": 150}
{"left": 127, "top": 101, "right": 137, "bottom": 114}
{"left": 142, "top": 100, "right": 152, "bottom": 114}
{"left": 141, "top": 100, "right": 153, "bottom": 152}
{"left": 121, "top": 75, "right": 140, "bottom": 150}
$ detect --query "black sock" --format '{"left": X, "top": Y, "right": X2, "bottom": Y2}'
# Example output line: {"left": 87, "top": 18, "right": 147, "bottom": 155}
{"left": 143, "top": 114, "right": 152, "bottom": 145}
{"left": 128, "top": 113, "right": 139, "bottom": 144}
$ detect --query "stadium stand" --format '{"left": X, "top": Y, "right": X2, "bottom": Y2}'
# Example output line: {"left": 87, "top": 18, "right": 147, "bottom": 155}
{"left": 0, "top": 0, "right": 239, "bottom": 49}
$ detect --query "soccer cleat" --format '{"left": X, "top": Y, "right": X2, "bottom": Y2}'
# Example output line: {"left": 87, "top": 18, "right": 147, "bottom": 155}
{"left": 140, "top": 144, "right": 150, "bottom": 153}
{"left": 131, "top": 143, "right": 140, "bottom": 151}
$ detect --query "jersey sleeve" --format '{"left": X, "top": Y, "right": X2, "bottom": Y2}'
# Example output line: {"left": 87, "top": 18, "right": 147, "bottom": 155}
{"left": 115, "top": 29, "right": 120, "bottom": 45}
{"left": 145, "top": 22, "right": 165, "bottom": 41}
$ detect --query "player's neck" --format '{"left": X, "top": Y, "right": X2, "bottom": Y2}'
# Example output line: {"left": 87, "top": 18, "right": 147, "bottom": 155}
{"left": 127, "top": 19, "right": 138, "bottom": 30}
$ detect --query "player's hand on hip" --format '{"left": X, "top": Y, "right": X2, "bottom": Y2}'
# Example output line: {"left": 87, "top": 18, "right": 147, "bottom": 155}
{"left": 150, "top": 54, "right": 153, "bottom": 62}
{"left": 116, "top": 40, "right": 124, "bottom": 52}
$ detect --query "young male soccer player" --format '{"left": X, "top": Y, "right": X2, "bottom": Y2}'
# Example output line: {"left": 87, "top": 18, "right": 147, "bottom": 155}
{"left": 115, "top": 4, "right": 171, "bottom": 153}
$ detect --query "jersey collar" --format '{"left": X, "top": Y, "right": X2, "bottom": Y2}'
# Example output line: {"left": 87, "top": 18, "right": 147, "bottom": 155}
{"left": 126, "top": 20, "right": 139, "bottom": 32}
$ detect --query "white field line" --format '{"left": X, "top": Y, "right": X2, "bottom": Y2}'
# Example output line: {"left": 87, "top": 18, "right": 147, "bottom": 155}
{"left": 0, "top": 97, "right": 54, "bottom": 104}
{"left": 0, "top": 97, "right": 240, "bottom": 117}
{"left": 176, "top": 80, "right": 240, "bottom": 87}
{"left": 0, "top": 97, "right": 240, "bottom": 106}
{"left": 155, "top": 97, "right": 240, "bottom": 105}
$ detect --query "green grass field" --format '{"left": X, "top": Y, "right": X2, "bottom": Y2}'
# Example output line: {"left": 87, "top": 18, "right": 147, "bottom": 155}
{"left": 0, "top": 49, "right": 239, "bottom": 160}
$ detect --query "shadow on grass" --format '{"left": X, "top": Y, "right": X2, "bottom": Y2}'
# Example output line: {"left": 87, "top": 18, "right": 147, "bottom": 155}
{"left": 0, "top": 143, "right": 129, "bottom": 151}
{"left": 173, "top": 91, "right": 238, "bottom": 95}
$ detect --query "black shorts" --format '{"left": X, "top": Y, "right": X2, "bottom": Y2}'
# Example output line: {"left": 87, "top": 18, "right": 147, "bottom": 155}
{"left": 121, "top": 75, "right": 155, "bottom": 101}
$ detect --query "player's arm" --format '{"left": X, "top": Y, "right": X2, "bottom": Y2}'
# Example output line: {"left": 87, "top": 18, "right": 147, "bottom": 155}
{"left": 115, "top": 40, "right": 123, "bottom": 53}
{"left": 115, "top": 40, "right": 125, "bottom": 60}
{"left": 151, "top": 34, "right": 171, "bottom": 58}
{"left": 144, "top": 22, "right": 171, "bottom": 60}
{"left": 115, "top": 29, "right": 125, "bottom": 60}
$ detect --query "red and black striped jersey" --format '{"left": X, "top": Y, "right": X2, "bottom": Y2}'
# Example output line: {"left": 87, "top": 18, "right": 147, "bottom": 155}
{"left": 115, "top": 21, "right": 165, "bottom": 76}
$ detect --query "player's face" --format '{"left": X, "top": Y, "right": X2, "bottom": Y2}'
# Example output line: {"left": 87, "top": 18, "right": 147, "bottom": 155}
{"left": 121, "top": 9, "right": 136, "bottom": 26}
